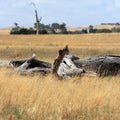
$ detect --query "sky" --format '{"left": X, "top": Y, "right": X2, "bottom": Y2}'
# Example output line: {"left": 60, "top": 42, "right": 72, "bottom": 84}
{"left": 1, "top": 0, "right": 120, "bottom": 28}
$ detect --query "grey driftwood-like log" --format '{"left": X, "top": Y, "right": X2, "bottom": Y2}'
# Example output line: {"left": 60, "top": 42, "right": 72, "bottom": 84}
{"left": 53, "top": 45, "right": 69, "bottom": 74}
{"left": 53, "top": 45, "right": 85, "bottom": 78}
{"left": 9, "top": 54, "right": 52, "bottom": 69}
{"left": 9, "top": 54, "right": 52, "bottom": 75}
{"left": 8, "top": 46, "right": 85, "bottom": 77}
{"left": 2, "top": 45, "right": 120, "bottom": 77}
{"left": 73, "top": 55, "right": 120, "bottom": 76}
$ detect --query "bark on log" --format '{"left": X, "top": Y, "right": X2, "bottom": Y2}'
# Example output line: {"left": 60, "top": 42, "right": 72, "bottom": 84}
{"left": 9, "top": 59, "right": 52, "bottom": 69}
{"left": 8, "top": 46, "right": 120, "bottom": 77}
{"left": 10, "top": 55, "right": 52, "bottom": 75}
{"left": 73, "top": 55, "right": 120, "bottom": 76}
{"left": 52, "top": 45, "right": 69, "bottom": 74}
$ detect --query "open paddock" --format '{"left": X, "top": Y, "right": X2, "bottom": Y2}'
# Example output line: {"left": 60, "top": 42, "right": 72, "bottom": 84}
{"left": 0, "top": 34, "right": 120, "bottom": 61}
{"left": 0, "top": 34, "right": 120, "bottom": 120}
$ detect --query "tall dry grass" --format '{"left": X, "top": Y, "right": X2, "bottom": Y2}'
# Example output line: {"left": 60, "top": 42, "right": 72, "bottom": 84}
{"left": 0, "top": 34, "right": 120, "bottom": 61}
{"left": 0, "top": 68, "right": 120, "bottom": 120}
{"left": 0, "top": 34, "right": 120, "bottom": 49}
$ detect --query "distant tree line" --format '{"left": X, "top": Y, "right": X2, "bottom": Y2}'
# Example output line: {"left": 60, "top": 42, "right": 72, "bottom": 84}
{"left": 10, "top": 22, "right": 68, "bottom": 34}
{"left": 10, "top": 23, "right": 120, "bottom": 35}
{"left": 101, "top": 22, "right": 120, "bottom": 25}
{"left": 88, "top": 25, "right": 120, "bottom": 33}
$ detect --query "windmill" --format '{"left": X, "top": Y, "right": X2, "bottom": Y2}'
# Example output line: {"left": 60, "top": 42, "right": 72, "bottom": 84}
{"left": 31, "top": 2, "right": 42, "bottom": 34}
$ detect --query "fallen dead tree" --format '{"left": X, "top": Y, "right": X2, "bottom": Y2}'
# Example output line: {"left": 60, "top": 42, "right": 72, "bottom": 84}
{"left": 52, "top": 45, "right": 85, "bottom": 78}
{"left": 9, "top": 54, "right": 52, "bottom": 75}
{"left": 1, "top": 46, "right": 120, "bottom": 77}
{"left": 9, "top": 46, "right": 85, "bottom": 78}
{"left": 73, "top": 55, "right": 120, "bottom": 76}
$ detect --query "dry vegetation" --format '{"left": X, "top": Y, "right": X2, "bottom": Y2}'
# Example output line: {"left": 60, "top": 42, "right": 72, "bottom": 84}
{"left": 0, "top": 28, "right": 12, "bottom": 35}
{"left": 0, "top": 34, "right": 120, "bottom": 120}
{"left": 67, "top": 24, "right": 120, "bottom": 32}
{"left": 0, "top": 34, "right": 120, "bottom": 61}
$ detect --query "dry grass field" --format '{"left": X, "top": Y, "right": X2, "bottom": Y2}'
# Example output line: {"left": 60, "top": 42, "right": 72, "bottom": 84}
{"left": 0, "top": 28, "right": 12, "bottom": 35}
{"left": 0, "top": 34, "right": 120, "bottom": 120}
{"left": 0, "top": 34, "right": 120, "bottom": 61}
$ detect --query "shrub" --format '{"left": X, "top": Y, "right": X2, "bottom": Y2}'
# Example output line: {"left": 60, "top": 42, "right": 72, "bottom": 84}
{"left": 95, "top": 29, "right": 112, "bottom": 33}
{"left": 112, "top": 27, "right": 120, "bottom": 32}
{"left": 10, "top": 28, "right": 36, "bottom": 35}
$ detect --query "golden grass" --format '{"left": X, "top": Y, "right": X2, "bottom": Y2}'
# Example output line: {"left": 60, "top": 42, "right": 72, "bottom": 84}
{"left": 0, "top": 69, "right": 120, "bottom": 120}
{"left": 0, "top": 28, "right": 11, "bottom": 35}
{"left": 0, "top": 34, "right": 120, "bottom": 61}
{"left": 0, "top": 34, "right": 120, "bottom": 119}
{"left": 67, "top": 25, "right": 120, "bottom": 32}
{"left": 94, "top": 24, "right": 120, "bottom": 30}
{"left": 0, "top": 34, "right": 120, "bottom": 48}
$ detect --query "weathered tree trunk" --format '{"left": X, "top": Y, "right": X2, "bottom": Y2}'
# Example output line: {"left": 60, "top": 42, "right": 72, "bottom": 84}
{"left": 9, "top": 54, "right": 52, "bottom": 75}
{"left": 9, "top": 58, "right": 52, "bottom": 69}
{"left": 73, "top": 55, "right": 120, "bottom": 76}
{"left": 31, "top": 2, "right": 41, "bottom": 35}
{"left": 52, "top": 45, "right": 85, "bottom": 78}
{"left": 35, "top": 9, "right": 40, "bottom": 35}
{"left": 53, "top": 45, "right": 69, "bottom": 74}
{"left": 8, "top": 46, "right": 120, "bottom": 77}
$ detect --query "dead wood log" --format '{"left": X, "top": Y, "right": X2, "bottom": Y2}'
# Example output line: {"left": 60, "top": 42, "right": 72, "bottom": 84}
{"left": 9, "top": 58, "right": 52, "bottom": 69}
{"left": 9, "top": 46, "right": 85, "bottom": 77}
{"left": 10, "top": 54, "right": 52, "bottom": 75}
{"left": 8, "top": 46, "right": 120, "bottom": 77}
{"left": 52, "top": 45, "right": 85, "bottom": 77}
{"left": 73, "top": 55, "right": 120, "bottom": 76}
{"left": 52, "top": 45, "right": 69, "bottom": 74}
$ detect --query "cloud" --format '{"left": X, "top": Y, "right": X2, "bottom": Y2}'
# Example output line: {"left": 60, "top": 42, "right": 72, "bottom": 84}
{"left": 12, "top": 2, "right": 26, "bottom": 7}
{"left": 10, "top": 0, "right": 57, "bottom": 8}
{"left": 1, "top": 0, "right": 120, "bottom": 28}
{"left": 29, "top": 0, "right": 56, "bottom": 4}
{"left": 82, "top": 0, "right": 103, "bottom": 6}
{"left": 115, "top": 0, "right": 120, "bottom": 7}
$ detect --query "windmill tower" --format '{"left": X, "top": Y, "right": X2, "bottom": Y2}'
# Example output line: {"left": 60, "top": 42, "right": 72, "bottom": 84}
{"left": 31, "top": 2, "right": 42, "bottom": 35}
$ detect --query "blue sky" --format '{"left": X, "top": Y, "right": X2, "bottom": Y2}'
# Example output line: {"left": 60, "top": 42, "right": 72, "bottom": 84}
{"left": 1, "top": 0, "right": 120, "bottom": 28}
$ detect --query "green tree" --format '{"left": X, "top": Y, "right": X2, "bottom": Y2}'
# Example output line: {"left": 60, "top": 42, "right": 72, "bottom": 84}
{"left": 59, "top": 23, "right": 68, "bottom": 34}
{"left": 51, "top": 23, "right": 60, "bottom": 33}
{"left": 112, "top": 27, "right": 120, "bottom": 32}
